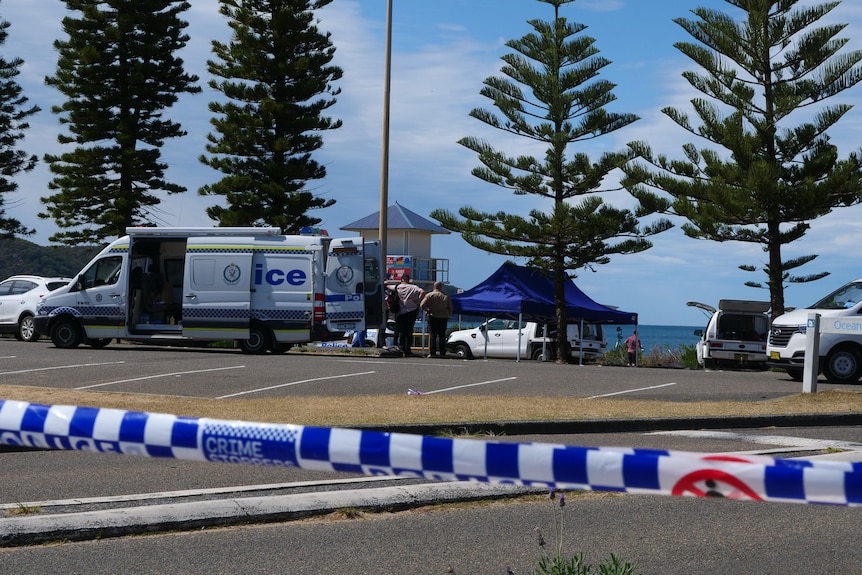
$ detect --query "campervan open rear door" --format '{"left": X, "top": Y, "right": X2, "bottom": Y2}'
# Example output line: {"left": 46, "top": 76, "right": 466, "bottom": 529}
{"left": 181, "top": 237, "right": 253, "bottom": 340}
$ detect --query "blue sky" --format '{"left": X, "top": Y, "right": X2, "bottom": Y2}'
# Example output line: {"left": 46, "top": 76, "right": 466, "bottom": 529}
{"left": 2, "top": 0, "right": 862, "bottom": 325}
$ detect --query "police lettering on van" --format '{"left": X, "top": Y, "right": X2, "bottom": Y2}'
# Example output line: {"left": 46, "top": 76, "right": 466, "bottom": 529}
{"left": 254, "top": 263, "right": 307, "bottom": 287}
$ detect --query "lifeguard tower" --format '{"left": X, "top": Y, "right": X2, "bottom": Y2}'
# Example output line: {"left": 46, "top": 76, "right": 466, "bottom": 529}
{"left": 341, "top": 202, "right": 449, "bottom": 292}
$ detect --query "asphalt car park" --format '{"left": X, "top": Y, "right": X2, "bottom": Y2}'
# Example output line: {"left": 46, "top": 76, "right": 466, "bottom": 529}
{"left": 0, "top": 337, "right": 834, "bottom": 403}
{"left": 4, "top": 336, "right": 862, "bottom": 574}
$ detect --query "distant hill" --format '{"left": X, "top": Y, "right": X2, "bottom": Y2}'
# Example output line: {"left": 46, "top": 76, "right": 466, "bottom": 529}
{"left": 0, "top": 237, "right": 103, "bottom": 280}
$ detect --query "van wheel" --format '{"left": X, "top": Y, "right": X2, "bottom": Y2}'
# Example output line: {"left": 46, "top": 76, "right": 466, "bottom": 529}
{"left": 785, "top": 368, "right": 803, "bottom": 382}
{"left": 87, "top": 338, "right": 112, "bottom": 349}
{"left": 51, "top": 319, "right": 83, "bottom": 349}
{"left": 824, "top": 347, "right": 861, "bottom": 384}
{"left": 270, "top": 342, "right": 291, "bottom": 354}
{"left": 17, "top": 314, "right": 39, "bottom": 342}
{"left": 240, "top": 326, "right": 271, "bottom": 355}
{"left": 452, "top": 343, "right": 472, "bottom": 359}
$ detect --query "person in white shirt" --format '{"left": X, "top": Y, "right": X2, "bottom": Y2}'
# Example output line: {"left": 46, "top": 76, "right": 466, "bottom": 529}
{"left": 394, "top": 273, "right": 425, "bottom": 357}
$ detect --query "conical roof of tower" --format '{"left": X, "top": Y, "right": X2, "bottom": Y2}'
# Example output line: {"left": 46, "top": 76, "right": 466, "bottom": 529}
{"left": 341, "top": 202, "right": 449, "bottom": 234}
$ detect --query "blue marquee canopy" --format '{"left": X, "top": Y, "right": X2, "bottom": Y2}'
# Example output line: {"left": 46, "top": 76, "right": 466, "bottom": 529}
{"left": 451, "top": 263, "right": 637, "bottom": 324}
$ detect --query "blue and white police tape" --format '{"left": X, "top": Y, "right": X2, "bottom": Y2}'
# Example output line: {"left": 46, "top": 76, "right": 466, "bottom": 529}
{"left": 2, "top": 399, "right": 861, "bottom": 506}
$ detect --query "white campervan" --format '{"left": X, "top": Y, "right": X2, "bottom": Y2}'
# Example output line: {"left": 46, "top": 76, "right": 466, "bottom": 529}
{"left": 34, "top": 227, "right": 383, "bottom": 354}
{"left": 767, "top": 278, "right": 862, "bottom": 383}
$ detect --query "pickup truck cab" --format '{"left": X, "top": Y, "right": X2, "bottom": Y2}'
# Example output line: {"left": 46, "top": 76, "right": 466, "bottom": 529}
{"left": 446, "top": 318, "right": 606, "bottom": 361}
{"left": 767, "top": 278, "right": 862, "bottom": 383}
{"left": 688, "top": 299, "right": 770, "bottom": 369}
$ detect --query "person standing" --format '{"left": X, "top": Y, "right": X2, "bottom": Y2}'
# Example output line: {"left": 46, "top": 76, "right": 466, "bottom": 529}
{"left": 395, "top": 273, "right": 425, "bottom": 357}
{"left": 420, "top": 281, "right": 452, "bottom": 358}
{"left": 624, "top": 330, "right": 644, "bottom": 367}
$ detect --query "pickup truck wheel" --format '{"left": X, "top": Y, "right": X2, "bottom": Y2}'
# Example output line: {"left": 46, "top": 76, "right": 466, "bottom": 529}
{"left": 531, "top": 347, "right": 555, "bottom": 361}
{"left": 51, "top": 319, "right": 83, "bottom": 349}
{"left": 18, "top": 314, "right": 39, "bottom": 342}
{"left": 239, "top": 326, "right": 271, "bottom": 355}
{"left": 452, "top": 343, "right": 472, "bottom": 359}
{"left": 824, "top": 347, "right": 861, "bottom": 384}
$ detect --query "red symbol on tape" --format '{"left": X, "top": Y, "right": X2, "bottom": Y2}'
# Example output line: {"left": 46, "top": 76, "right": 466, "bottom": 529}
{"left": 671, "top": 468, "right": 763, "bottom": 501}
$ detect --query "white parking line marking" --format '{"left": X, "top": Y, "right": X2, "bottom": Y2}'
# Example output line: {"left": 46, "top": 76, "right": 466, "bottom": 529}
{"left": 216, "top": 371, "right": 377, "bottom": 399}
{"left": 76, "top": 365, "right": 247, "bottom": 390}
{"left": 586, "top": 382, "right": 677, "bottom": 399}
{"left": 0, "top": 361, "right": 125, "bottom": 376}
{"left": 0, "top": 356, "right": 16, "bottom": 359}
{"left": 420, "top": 377, "right": 518, "bottom": 395}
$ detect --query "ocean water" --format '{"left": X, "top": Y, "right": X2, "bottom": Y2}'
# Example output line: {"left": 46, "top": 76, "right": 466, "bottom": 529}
{"left": 605, "top": 324, "right": 701, "bottom": 352}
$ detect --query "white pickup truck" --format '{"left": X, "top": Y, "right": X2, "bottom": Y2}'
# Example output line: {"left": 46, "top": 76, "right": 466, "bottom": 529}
{"left": 445, "top": 318, "right": 607, "bottom": 361}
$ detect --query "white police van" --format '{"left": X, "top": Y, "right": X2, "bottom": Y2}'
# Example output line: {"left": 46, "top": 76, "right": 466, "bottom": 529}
{"left": 34, "top": 227, "right": 383, "bottom": 354}
{"left": 767, "top": 277, "right": 862, "bottom": 383}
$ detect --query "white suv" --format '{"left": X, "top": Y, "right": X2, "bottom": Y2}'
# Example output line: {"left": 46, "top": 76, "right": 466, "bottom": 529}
{"left": 0, "top": 275, "right": 73, "bottom": 342}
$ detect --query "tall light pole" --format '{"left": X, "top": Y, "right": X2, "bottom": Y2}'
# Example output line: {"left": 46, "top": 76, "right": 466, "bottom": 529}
{"left": 378, "top": 0, "right": 392, "bottom": 277}
{"left": 377, "top": 0, "right": 393, "bottom": 345}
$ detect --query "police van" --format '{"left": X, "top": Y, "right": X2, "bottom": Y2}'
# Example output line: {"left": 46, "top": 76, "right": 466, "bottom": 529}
{"left": 34, "top": 227, "right": 383, "bottom": 354}
{"left": 767, "top": 277, "right": 862, "bottom": 383}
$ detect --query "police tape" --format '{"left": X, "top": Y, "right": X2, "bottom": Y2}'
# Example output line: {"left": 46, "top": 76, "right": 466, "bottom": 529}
{"left": 2, "top": 399, "right": 861, "bottom": 506}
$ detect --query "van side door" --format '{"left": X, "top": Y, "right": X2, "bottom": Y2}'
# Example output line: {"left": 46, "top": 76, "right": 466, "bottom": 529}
{"left": 250, "top": 239, "right": 315, "bottom": 344}
{"left": 182, "top": 237, "right": 253, "bottom": 340}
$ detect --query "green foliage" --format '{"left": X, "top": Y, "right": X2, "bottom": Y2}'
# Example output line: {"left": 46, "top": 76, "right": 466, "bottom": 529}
{"left": 512, "top": 490, "right": 640, "bottom": 575}
{"left": 431, "top": 0, "right": 671, "bottom": 364}
{"left": 624, "top": 0, "right": 862, "bottom": 316}
{"left": 678, "top": 343, "right": 698, "bottom": 370}
{"left": 530, "top": 553, "right": 638, "bottom": 575}
{"left": 199, "top": 0, "right": 342, "bottom": 233}
{"left": 0, "top": 17, "right": 40, "bottom": 238}
{"left": 601, "top": 344, "right": 630, "bottom": 367}
{"left": 600, "top": 343, "right": 696, "bottom": 369}
{"left": 0, "top": 237, "right": 101, "bottom": 280}
{"left": 8, "top": 501, "right": 42, "bottom": 516}
{"left": 40, "top": 0, "right": 201, "bottom": 245}
{"left": 739, "top": 257, "right": 830, "bottom": 290}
